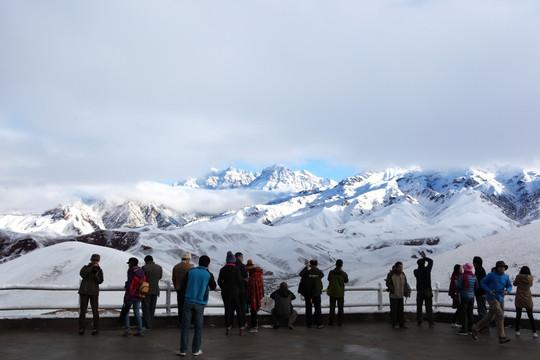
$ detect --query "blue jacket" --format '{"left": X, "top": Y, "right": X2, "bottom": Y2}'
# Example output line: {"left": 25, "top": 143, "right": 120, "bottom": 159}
{"left": 480, "top": 270, "right": 512, "bottom": 303}
{"left": 182, "top": 266, "right": 217, "bottom": 305}
{"left": 457, "top": 273, "right": 479, "bottom": 299}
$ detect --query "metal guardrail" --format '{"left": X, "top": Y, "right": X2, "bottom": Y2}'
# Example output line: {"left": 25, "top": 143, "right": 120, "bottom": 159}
{"left": 0, "top": 282, "right": 538, "bottom": 315}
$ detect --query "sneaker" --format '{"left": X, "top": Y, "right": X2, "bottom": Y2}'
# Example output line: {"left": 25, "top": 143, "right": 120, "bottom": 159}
{"left": 193, "top": 350, "right": 203, "bottom": 356}
{"left": 134, "top": 331, "right": 144, "bottom": 337}
{"left": 225, "top": 327, "right": 231, "bottom": 336}
{"left": 175, "top": 350, "right": 187, "bottom": 356}
{"left": 451, "top": 323, "right": 460, "bottom": 328}
{"left": 516, "top": 331, "right": 521, "bottom": 336}
{"left": 317, "top": 325, "right": 324, "bottom": 329}
{"left": 534, "top": 332, "right": 538, "bottom": 338}
{"left": 456, "top": 331, "right": 469, "bottom": 336}
{"left": 248, "top": 328, "right": 258, "bottom": 333}
{"left": 393, "top": 324, "right": 400, "bottom": 329}
{"left": 471, "top": 328, "right": 478, "bottom": 340}
{"left": 499, "top": 337, "right": 511, "bottom": 344}
{"left": 122, "top": 330, "right": 132, "bottom": 337}
{"left": 399, "top": 325, "right": 409, "bottom": 329}
{"left": 287, "top": 323, "right": 295, "bottom": 330}
{"left": 78, "top": 329, "right": 85, "bottom": 336}
{"left": 429, "top": 323, "right": 436, "bottom": 328}
{"left": 91, "top": 330, "right": 98, "bottom": 336}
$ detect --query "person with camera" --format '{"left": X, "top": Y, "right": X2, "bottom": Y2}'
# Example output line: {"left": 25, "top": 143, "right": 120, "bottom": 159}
{"left": 78, "top": 253, "right": 104, "bottom": 335}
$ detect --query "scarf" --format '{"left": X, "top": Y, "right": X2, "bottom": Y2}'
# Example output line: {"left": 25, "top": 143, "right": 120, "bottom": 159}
{"left": 463, "top": 270, "right": 475, "bottom": 290}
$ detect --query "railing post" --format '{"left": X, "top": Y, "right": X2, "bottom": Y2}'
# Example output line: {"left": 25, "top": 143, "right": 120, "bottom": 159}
{"left": 378, "top": 282, "right": 384, "bottom": 311}
{"left": 166, "top": 281, "right": 172, "bottom": 315}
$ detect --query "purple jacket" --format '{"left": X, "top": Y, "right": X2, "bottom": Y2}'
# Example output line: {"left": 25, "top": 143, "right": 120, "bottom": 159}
{"left": 124, "top": 266, "right": 145, "bottom": 302}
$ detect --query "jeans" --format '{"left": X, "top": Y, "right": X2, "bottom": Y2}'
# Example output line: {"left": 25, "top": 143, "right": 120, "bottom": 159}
{"left": 416, "top": 292, "right": 434, "bottom": 325}
{"left": 79, "top": 294, "right": 100, "bottom": 331}
{"left": 329, "top": 296, "right": 344, "bottom": 326}
{"left": 142, "top": 294, "right": 158, "bottom": 329}
{"left": 124, "top": 300, "right": 143, "bottom": 332}
{"left": 304, "top": 295, "right": 322, "bottom": 327}
{"left": 180, "top": 302, "right": 205, "bottom": 353}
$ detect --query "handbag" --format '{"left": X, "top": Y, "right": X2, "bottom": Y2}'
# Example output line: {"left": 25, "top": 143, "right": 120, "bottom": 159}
{"left": 260, "top": 295, "right": 275, "bottom": 313}
{"left": 451, "top": 294, "right": 461, "bottom": 309}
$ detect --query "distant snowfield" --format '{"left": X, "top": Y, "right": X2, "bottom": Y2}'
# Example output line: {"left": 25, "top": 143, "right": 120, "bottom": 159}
{"left": 2, "top": 222, "right": 540, "bottom": 318}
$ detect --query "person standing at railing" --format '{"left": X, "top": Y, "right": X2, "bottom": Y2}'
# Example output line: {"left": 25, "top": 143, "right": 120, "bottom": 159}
{"left": 142, "top": 255, "right": 162, "bottom": 330}
{"left": 299, "top": 259, "right": 325, "bottom": 329}
{"left": 513, "top": 266, "right": 538, "bottom": 338}
{"left": 177, "top": 255, "right": 217, "bottom": 357}
{"left": 218, "top": 251, "right": 246, "bottom": 336}
{"left": 385, "top": 261, "right": 411, "bottom": 329}
{"left": 471, "top": 260, "right": 513, "bottom": 344}
{"left": 327, "top": 259, "right": 348, "bottom": 327}
{"left": 456, "top": 263, "right": 478, "bottom": 336}
{"left": 78, "top": 253, "right": 104, "bottom": 336}
{"left": 413, "top": 256, "right": 434, "bottom": 328}
{"left": 473, "top": 256, "right": 488, "bottom": 333}
{"left": 245, "top": 259, "right": 264, "bottom": 332}
{"left": 122, "top": 257, "right": 145, "bottom": 337}
{"left": 172, "top": 251, "right": 195, "bottom": 327}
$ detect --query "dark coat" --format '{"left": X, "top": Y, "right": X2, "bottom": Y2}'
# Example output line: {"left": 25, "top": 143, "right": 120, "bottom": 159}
{"left": 299, "top": 267, "right": 324, "bottom": 297}
{"left": 142, "top": 261, "right": 163, "bottom": 296}
{"left": 271, "top": 288, "right": 296, "bottom": 320}
{"left": 78, "top": 263, "right": 104, "bottom": 296}
{"left": 413, "top": 257, "right": 433, "bottom": 291}
{"left": 218, "top": 264, "right": 242, "bottom": 298}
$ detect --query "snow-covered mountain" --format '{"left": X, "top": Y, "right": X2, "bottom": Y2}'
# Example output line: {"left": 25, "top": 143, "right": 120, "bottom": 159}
{"left": 173, "top": 165, "right": 337, "bottom": 192}
{"left": 1, "top": 165, "right": 540, "bottom": 274}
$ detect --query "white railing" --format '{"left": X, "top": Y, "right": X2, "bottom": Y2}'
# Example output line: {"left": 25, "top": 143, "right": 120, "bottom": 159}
{"left": 1, "top": 282, "right": 538, "bottom": 315}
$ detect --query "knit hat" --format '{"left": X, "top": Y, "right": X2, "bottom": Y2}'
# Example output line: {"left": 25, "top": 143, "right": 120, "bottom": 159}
{"left": 246, "top": 259, "right": 255, "bottom": 270}
{"left": 226, "top": 251, "right": 236, "bottom": 263}
{"left": 463, "top": 263, "right": 473, "bottom": 272}
{"left": 90, "top": 254, "right": 100, "bottom": 261}
{"left": 181, "top": 251, "right": 191, "bottom": 260}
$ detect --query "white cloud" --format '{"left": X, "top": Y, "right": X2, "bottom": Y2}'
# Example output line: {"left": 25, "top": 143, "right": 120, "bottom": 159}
{"left": 0, "top": 0, "right": 539, "bottom": 194}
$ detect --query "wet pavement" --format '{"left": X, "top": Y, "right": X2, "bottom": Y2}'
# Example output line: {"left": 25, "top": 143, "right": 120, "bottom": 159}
{"left": 1, "top": 320, "right": 539, "bottom": 360}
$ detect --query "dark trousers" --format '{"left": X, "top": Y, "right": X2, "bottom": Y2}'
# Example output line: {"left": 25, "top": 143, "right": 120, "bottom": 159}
{"left": 222, "top": 295, "right": 245, "bottom": 328}
{"left": 390, "top": 297, "right": 404, "bottom": 326}
{"left": 142, "top": 294, "right": 158, "bottom": 329}
{"left": 238, "top": 291, "right": 247, "bottom": 326}
{"left": 416, "top": 292, "right": 434, "bottom": 325}
{"left": 305, "top": 295, "right": 322, "bottom": 327}
{"left": 249, "top": 306, "right": 258, "bottom": 328}
{"left": 516, "top": 307, "right": 537, "bottom": 332}
{"left": 79, "top": 294, "right": 99, "bottom": 331}
{"left": 176, "top": 291, "right": 185, "bottom": 326}
{"left": 459, "top": 297, "right": 474, "bottom": 332}
{"left": 329, "top": 296, "right": 344, "bottom": 326}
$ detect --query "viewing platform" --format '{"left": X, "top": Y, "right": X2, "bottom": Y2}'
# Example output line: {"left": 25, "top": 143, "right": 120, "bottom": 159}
{"left": 1, "top": 314, "right": 539, "bottom": 359}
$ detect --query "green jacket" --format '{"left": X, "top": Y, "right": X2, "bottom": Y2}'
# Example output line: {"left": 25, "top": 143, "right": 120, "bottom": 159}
{"left": 326, "top": 268, "right": 349, "bottom": 298}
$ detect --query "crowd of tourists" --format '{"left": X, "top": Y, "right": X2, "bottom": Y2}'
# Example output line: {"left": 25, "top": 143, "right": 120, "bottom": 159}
{"left": 385, "top": 255, "right": 537, "bottom": 345}
{"left": 77, "top": 251, "right": 536, "bottom": 356}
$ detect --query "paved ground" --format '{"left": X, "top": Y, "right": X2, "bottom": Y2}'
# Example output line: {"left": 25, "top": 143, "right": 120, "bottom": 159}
{"left": 1, "top": 320, "right": 539, "bottom": 360}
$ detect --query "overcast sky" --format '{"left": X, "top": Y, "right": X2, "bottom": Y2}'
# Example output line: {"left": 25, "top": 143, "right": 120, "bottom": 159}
{"left": 1, "top": 1, "right": 540, "bottom": 212}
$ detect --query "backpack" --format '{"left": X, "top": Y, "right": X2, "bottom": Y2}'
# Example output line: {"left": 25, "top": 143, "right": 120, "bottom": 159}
{"left": 129, "top": 268, "right": 149, "bottom": 298}
{"left": 134, "top": 279, "right": 149, "bottom": 298}
{"left": 298, "top": 274, "right": 311, "bottom": 297}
